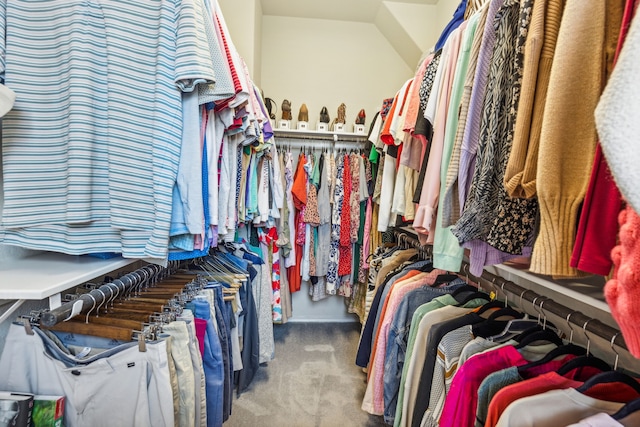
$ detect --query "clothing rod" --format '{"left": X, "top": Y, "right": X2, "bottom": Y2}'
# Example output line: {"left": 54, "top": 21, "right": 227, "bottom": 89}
{"left": 39, "top": 264, "right": 164, "bottom": 327}
{"left": 273, "top": 130, "right": 368, "bottom": 143}
{"left": 274, "top": 139, "right": 366, "bottom": 152}
{"left": 390, "top": 229, "right": 627, "bottom": 352}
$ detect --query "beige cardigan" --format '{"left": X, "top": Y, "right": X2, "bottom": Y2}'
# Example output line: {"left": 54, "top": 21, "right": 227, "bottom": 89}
{"left": 530, "top": 0, "right": 624, "bottom": 277}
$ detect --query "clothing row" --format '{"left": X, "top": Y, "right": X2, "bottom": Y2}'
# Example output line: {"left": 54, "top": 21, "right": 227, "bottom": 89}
{"left": 0, "top": 250, "right": 265, "bottom": 427}
{"left": 354, "top": 245, "right": 640, "bottom": 427}
{"left": 367, "top": 0, "right": 628, "bottom": 280}
{"left": 0, "top": 0, "right": 270, "bottom": 263}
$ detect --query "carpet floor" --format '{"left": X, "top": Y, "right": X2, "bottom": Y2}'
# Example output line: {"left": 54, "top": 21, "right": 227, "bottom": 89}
{"left": 225, "top": 322, "right": 388, "bottom": 427}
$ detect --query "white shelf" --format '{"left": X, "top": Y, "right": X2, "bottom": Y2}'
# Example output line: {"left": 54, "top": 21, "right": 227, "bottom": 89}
{"left": 0, "top": 252, "right": 137, "bottom": 300}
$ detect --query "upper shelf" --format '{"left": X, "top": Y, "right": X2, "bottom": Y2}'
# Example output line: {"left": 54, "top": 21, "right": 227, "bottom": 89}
{"left": 0, "top": 252, "right": 137, "bottom": 300}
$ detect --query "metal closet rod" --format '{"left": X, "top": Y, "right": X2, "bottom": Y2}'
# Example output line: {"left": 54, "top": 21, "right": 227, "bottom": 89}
{"left": 464, "top": 265, "right": 627, "bottom": 352}
{"left": 391, "top": 229, "right": 626, "bottom": 352}
{"left": 39, "top": 264, "right": 165, "bottom": 327}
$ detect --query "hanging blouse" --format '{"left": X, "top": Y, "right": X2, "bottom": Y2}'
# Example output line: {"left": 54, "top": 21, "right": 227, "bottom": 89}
{"left": 326, "top": 154, "right": 345, "bottom": 294}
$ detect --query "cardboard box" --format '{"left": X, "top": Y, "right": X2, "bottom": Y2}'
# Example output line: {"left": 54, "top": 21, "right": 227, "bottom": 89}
{"left": 31, "top": 395, "right": 64, "bottom": 427}
{"left": 0, "top": 392, "right": 34, "bottom": 427}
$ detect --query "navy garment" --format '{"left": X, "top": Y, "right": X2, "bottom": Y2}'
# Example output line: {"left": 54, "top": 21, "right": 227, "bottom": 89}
{"left": 193, "top": 299, "right": 224, "bottom": 427}
{"left": 433, "top": 0, "right": 467, "bottom": 52}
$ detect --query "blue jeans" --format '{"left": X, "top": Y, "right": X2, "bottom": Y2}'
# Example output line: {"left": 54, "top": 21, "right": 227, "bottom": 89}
{"left": 193, "top": 300, "right": 224, "bottom": 427}
{"left": 210, "top": 284, "right": 233, "bottom": 421}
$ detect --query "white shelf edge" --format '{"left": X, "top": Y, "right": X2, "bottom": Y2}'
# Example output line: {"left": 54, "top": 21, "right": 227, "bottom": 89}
{"left": 485, "top": 263, "right": 611, "bottom": 314}
{"left": 0, "top": 252, "right": 138, "bottom": 300}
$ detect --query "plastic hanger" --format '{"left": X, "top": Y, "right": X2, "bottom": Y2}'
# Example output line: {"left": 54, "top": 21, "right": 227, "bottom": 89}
{"left": 474, "top": 299, "right": 505, "bottom": 315}
{"left": 613, "top": 397, "right": 640, "bottom": 421}
{"left": 485, "top": 305, "right": 523, "bottom": 320}
{"left": 458, "top": 291, "right": 491, "bottom": 306}
{"left": 554, "top": 314, "right": 612, "bottom": 377}
{"left": 514, "top": 328, "right": 564, "bottom": 349}
{"left": 517, "top": 344, "right": 586, "bottom": 374}
{"left": 451, "top": 284, "right": 479, "bottom": 298}
{"left": 576, "top": 371, "right": 640, "bottom": 395}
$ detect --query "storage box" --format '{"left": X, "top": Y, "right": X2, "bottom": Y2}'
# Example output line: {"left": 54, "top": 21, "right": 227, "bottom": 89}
{"left": 354, "top": 124, "right": 366, "bottom": 135}
{"left": 316, "top": 122, "right": 329, "bottom": 131}
{"left": 31, "top": 395, "right": 64, "bottom": 427}
{"left": 0, "top": 392, "right": 34, "bottom": 427}
{"left": 334, "top": 123, "right": 346, "bottom": 133}
{"left": 296, "top": 121, "right": 309, "bottom": 130}
{"left": 277, "top": 120, "right": 291, "bottom": 130}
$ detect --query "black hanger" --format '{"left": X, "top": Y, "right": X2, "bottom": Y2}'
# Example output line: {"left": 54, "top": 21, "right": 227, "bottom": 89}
{"left": 475, "top": 300, "right": 507, "bottom": 315}
{"left": 486, "top": 306, "right": 523, "bottom": 320}
{"left": 517, "top": 344, "right": 586, "bottom": 374}
{"left": 459, "top": 291, "right": 491, "bottom": 305}
{"left": 514, "top": 328, "right": 563, "bottom": 349}
{"left": 613, "top": 397, "right": 640, "bottom": 421}
{"left": 556, "top": 355, "right": 611, "bottom": 377}
{"left": 451, "top": 284, "right": 479, "bottom": 298}
{"left": 576, "top": 371, "right": 640, "bottom": 395}
{"left": 433, "top": 274, "right": 459, "bottom": 286}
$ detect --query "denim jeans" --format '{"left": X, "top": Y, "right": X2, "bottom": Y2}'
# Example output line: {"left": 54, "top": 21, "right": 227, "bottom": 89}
{"left": 193, "top": 300, "right": 224, "bottom": 427}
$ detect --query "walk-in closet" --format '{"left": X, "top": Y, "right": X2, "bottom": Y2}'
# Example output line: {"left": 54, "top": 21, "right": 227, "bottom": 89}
{"left": 1, "top": 0, "right": 640, "bottom": 426}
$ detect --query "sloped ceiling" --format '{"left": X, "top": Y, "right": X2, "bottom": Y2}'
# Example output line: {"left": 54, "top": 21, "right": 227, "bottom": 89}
{"left": 260, "top": 0, "right": 439, "bottom": 23}
{"left": 260, "top": 0, "right": 443, "bottom": 68}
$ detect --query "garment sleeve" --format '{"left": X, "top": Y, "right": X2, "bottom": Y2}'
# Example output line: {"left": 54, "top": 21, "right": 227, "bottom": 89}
{"left": 175, "top": 0, "right": 216, "bottom": 92}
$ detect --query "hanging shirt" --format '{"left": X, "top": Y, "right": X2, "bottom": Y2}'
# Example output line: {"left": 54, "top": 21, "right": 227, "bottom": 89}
{"left": 0, "top": 0, "right": 215, "bottom": 260}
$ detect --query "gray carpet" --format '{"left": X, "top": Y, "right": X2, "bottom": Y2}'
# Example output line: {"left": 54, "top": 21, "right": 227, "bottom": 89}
{"left": 225, "top": 322, "right": 388, "bottom": 427}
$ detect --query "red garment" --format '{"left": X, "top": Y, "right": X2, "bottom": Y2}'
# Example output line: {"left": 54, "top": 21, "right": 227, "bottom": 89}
{"left": 338, "top": 155, "right": 352, "bottom": 276}
{"left": 291, "top": 153, "right": 307, "bottom": 209}
{"left": 288, "top": 154, "right": 307, "bottom": 293}
{"left": 379, "top": 94, "right": 399, "bottom": 146}
{"left": 194, "top": 318, "right": 208, "bottom": 357}
{"left": 213, "top": 14, "right": 242, "bottom": 111}
{"left": 571, "top": 0, "right": 637, "bottom": 275}
{"left": 485, "top": 370, "right": 640, "bottom": 427}
{"left": 288, "top": 211, "right": 303, "bottom": 293}
{"left": 439, "top": 346, "right": 569, "bottom": 427}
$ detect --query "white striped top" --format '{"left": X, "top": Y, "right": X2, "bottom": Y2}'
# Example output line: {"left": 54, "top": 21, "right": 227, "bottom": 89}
{"left": 0, "top": 0, "right": 216, "bottom": 260}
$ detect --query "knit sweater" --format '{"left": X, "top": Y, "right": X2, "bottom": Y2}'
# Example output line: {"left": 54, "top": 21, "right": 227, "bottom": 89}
{"left": 597, "top": 2, "right": 640, "bottom": 214}
{"left": 530, "top": 0, "right": 624, "bottom": 277}
{"left": 503, "top": 0, "right": 563, "bottom": 199}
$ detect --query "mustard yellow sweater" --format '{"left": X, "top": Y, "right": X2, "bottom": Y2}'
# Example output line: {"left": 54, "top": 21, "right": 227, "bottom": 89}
{"left": 530, "top": 0, "right": 624, "bottom": 277}
{"left": 503, "top": 0, "right": 564, "bottom": 199}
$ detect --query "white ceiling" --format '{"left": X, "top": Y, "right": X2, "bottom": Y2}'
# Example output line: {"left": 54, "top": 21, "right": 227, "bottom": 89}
{"left": 260, "top": 0, "right": 440, "bottom": 23}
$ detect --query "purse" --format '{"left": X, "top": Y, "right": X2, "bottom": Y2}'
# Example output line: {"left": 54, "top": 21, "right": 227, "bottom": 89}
{"left": 264, "top": 97, "right": 277, "bottom": 120}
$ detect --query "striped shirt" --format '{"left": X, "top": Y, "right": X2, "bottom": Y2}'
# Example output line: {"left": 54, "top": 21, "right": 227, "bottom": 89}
{"left": 0, "top": 0, "right": 215, "bottom": 260}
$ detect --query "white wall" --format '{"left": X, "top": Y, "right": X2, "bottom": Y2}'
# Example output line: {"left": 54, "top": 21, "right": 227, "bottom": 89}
{"left": 383, "top": 2, "right": 441, "bottom": 57}
{"left": 218, "top": 0, "right": 262, "bottom": 86}
{"left": 260, "top": 15, "right": 414, "bottom": 129}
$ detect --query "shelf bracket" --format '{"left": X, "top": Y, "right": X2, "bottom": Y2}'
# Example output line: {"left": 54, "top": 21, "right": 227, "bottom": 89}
{"left": 0, "top": 299, "right": 26, "bottom": 324}
{"left": 49, "top": 293, "right": 62, "bottom": 310}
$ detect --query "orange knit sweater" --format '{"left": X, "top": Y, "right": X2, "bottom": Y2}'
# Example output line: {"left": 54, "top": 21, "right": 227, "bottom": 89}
{"left": 530, "top": 0, "right": 625, "bottom": 277}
